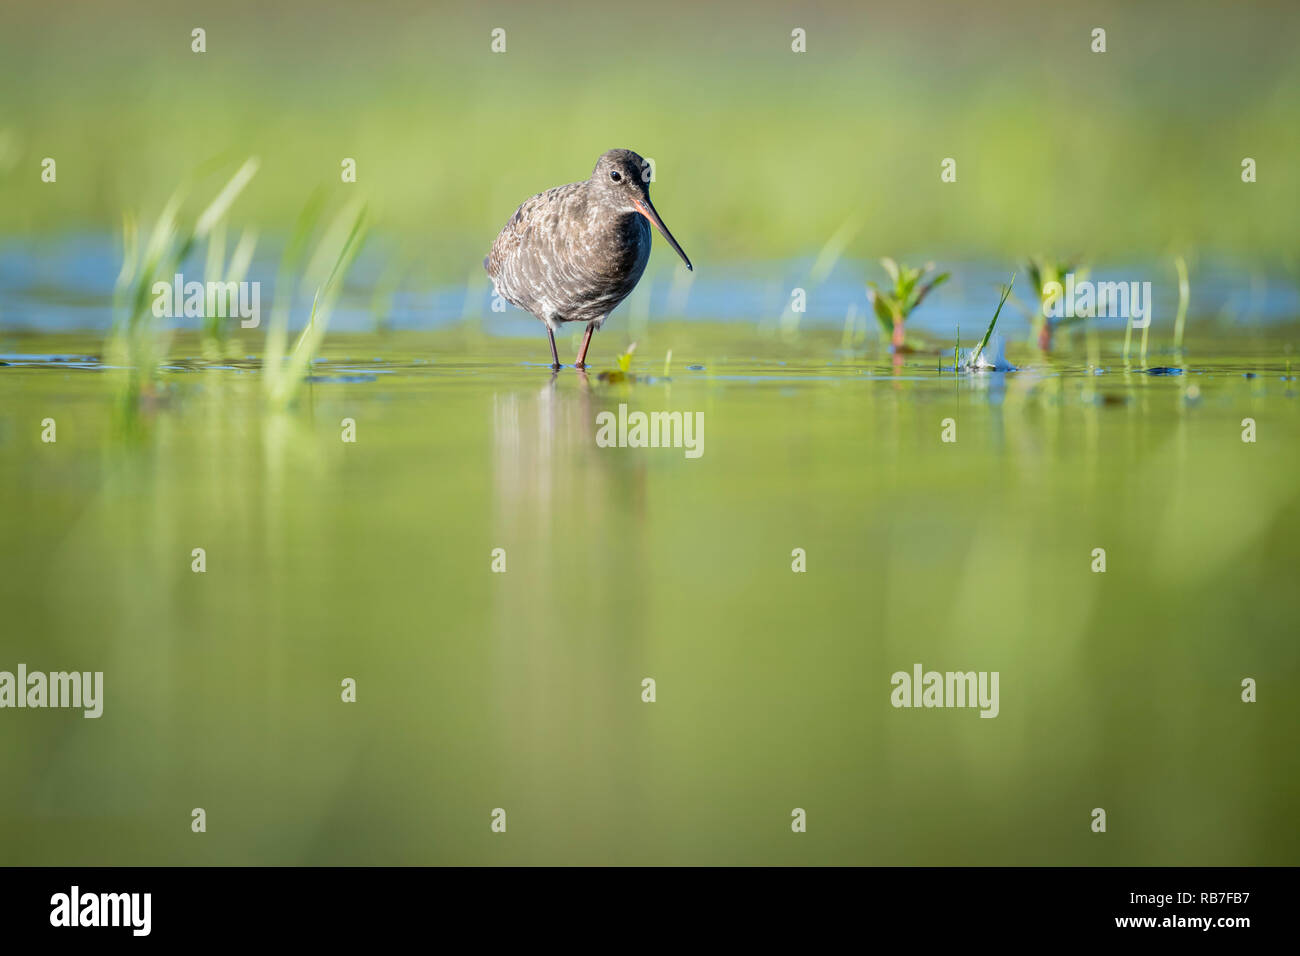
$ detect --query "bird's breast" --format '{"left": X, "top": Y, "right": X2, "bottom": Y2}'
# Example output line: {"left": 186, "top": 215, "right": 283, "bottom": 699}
{"left": 586, "top": 212, "right": 650, "bottom": 281}
{"left": 487, "top": 186, "right": 653, "bottom": 323}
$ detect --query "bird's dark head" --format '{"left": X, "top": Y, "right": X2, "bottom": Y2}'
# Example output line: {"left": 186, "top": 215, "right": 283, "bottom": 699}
{"left": 591, "top": 149, "right": 653, "bottom": 202}
{"left": 590, "top": 149, "right": 692, "bottom": 271}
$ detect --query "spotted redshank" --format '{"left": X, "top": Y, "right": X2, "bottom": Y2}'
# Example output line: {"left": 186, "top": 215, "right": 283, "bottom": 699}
{"left": 485, "top": 149, "right": 693, "bottom": 369}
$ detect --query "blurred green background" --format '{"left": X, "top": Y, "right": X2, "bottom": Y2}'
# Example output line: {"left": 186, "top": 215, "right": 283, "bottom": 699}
{"left": 1, "top": 0, "right": 1298, "bottom": 275}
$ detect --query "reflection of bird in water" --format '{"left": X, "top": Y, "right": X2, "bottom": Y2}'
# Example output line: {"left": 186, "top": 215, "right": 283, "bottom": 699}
{"left": 485, "top": 149, "right": 692, "bottom": 370}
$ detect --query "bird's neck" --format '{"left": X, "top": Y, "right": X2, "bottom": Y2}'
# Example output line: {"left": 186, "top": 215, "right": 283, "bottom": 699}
{"left": 611, "top": 209, "right": 649, "bottom": 241}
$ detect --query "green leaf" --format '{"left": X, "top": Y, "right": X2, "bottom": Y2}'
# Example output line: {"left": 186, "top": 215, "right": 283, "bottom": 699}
{"left": 868, "top": 288, "right": 896, "bottom": 333}
{"left": 194, "top": 157, "right": 259, "bottom": 241}
{"left": 271, "top": 203, "right": 369, "bottom": 407}
{"left": 616, "top": 342, "right": 637, "bottom": 373}
{"left": 912, "top": 271, "right": 950, "bottom": 310}
{"left": 970, "top": 273, "right": 1014, "bottom": 369}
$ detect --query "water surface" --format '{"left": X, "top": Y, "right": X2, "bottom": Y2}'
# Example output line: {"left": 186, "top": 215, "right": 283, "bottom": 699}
{"left": 1, "top": 327, "right": 1296, "bottom": 864}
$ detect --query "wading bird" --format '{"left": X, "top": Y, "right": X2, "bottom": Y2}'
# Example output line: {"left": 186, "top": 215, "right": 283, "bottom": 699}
{"left": 485, "top": 149, "right": 692, "bottom": 369}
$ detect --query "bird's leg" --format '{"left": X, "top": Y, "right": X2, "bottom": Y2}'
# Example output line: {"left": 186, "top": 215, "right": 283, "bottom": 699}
{"left": 547, "top": 327, "right": 561, "bottom": 370}
{"left": 575, "top": 321, "right": 596, "bottom": 369}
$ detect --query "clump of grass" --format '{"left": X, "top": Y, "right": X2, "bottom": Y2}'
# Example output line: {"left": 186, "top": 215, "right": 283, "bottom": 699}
{"left": 108, "top": 159, "right": 369, "bottom": 414}
{"left": 109, "top": 157, "right": 260, "bottom": 405}
{"left": 959, "top": 273, "right": 1015, "bottom": 371}
{"left": 867, "top": 259, "right": 949, "bottom": 351}
{"left": 200, "top": 221, "right": 260, "bottom": 359}
{"left": 108, "top": 157, "right": 370, "bottom": 411}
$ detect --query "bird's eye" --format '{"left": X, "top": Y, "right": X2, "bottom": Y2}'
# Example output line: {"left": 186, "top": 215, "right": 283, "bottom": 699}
{"left": 609, "top": 170, "right": 622, "bottom": 182}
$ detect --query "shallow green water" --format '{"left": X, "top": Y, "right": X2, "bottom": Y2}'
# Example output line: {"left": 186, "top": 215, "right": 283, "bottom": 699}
{"left": 1, "top": 326, "right": 1297, "bottom": 864}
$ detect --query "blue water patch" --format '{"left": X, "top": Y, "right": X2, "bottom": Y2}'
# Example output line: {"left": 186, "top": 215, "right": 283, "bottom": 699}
{"left": 0, "top": 353, "right": 100, "bottom": 368}
{"left": 3, "top": 235, "right": 1298, "bottom": 334}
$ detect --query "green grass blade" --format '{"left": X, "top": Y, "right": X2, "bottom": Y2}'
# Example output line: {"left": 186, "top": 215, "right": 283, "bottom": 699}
{"left": 194, "top": 157, "right": 259, "bottom": 240}
{"left": 970, "top": 273, "right": 1014, "bottom": 369}
{"left": 809, "top": 215, "right": 862, "bottom": 285}
{"left": 270, "top": 205, "right": 369, "bottom": 407}
{"left": 264, "top": 188, "right": 328, "bottom": 392}
{"left": 1173, "top": 255, "right": 1189, "bottom": 352}
{"left": 226, "top": 227, "right": 258, "bottom": 287}
{"left": 202, "top": 220, "right": 227, "bottom": 343}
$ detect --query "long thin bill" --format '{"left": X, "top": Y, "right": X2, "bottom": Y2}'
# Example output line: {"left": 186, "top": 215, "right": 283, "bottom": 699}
{"left": 634, "top": 198, "right": 693, "bottom": 271}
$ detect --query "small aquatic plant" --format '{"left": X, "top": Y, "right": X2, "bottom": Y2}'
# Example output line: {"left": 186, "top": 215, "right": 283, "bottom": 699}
{"left": 109, "top": 157, "right": 260, "bottom": 406}
{"left": 867, "top": 259, "right": 949, "bottom": 351}
{"left": 958, "top": 274, "right": 1016, "bottom": 371}
{"left": 616, "top": 342, "right": 637, "bottom": 373}
{"left": 1022, "top": 257, "right": 1087, "bottom": 352}
{"left": 597, "top": 342, "right": 638, "bottom": 384}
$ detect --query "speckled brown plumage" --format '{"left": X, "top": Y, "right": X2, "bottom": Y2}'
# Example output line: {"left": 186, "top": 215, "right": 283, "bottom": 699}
{"left": 485, "top": 149, "right": 692, "bottom": 368}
